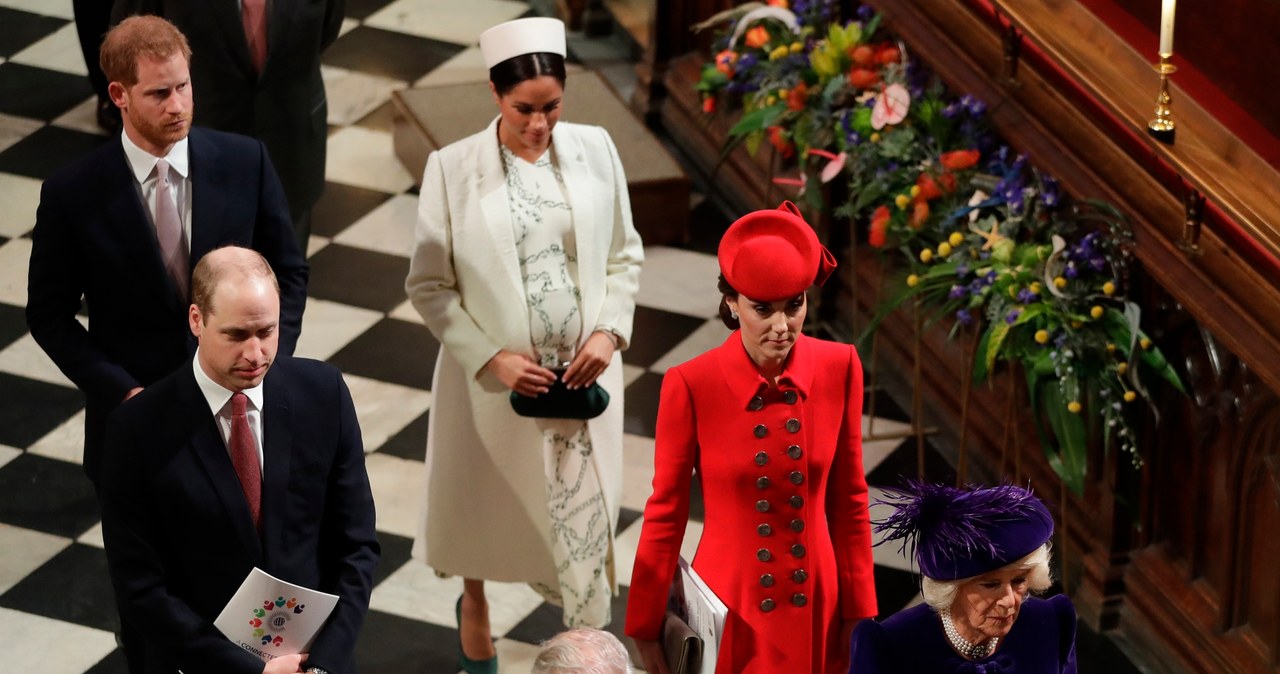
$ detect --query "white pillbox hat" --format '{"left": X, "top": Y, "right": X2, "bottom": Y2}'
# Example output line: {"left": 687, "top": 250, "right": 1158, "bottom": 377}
{"left": 479, "top": 17, "right": 567, "bottom": 69}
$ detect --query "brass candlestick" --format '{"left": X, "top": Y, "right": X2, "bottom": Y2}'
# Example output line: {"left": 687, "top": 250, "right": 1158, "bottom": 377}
{"left": 1148, "top": 55, "right": 1177, "bottom": 143}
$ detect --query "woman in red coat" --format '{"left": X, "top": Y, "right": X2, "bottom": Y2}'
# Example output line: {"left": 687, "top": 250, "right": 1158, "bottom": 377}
{"left": 626, "top": 202, "right": 878, "bottom": 674}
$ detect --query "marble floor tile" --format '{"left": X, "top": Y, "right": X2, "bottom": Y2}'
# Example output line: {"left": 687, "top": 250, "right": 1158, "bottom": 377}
{"left": 311, "top": 180, "right": 394, "bottom": 238}
{"left": 0, "top": 444, "right": 19, "bottom": 469}
{"left": 369, "top": 561, "right": 547, "bottom": 637}
{"left": 0, "top": 524, "right": 71, "bottom": 594}
{"left": 0, "top": 63, "right": 90, "bottom": 123}
{"left": 10, "top": 23, "right": 86, "bottom": 76}
{"left": 0, "top": 607, "right": 116, "bottom": 674}
{"left": 0, "top": 453, "right": 97, "bottom": 537}
{"left": 293, "top": 298, "right": 384, "bottom": 362}
{"left": 622, "top": 307, "right": 709, "bottom": 370}
{"left": 364, "top": 452, "right": 425, "bottom": 539}
{"left": 620, "top": 432, "right": 655, "bottom": 513}
{"left": 648, "top": 318, "right": 728, "bottom": 374}
{"left": 0, "top": 112, "right": 43, "bottom": 154}
{"left": 307, "top": 243, "right": 412, "bottom": 313}
{"left": 339, "top": 372, "right": 432, "bottom": 453}
{"left": 50, "top": 96, "right": 107, "bottom": 137}
{"left": 365, "top": 0, "right": 529, "bottom": 46}
{"left": 333, "top": 193, "right": 418, "bottom": 257}
{"left": 328, "top": 317, "right": 439, "bottom": 391}
{"left": 355, "top": 607, "right": 462, "bottom": 672}
{"left": 325, "top": 126, "right": 415, "bottom": 194}
{"left": 867, "top": 485, "right": 917, "bottom": 574}
{"left": 75, "top": 522, "right": 103, "bottom": 550}
{"left": 321, "top": 64, "right": 405, "bottom": 127}
{"left": 0, "top": 333, "right": 76, "bottom": 388}
{"left": 494, "top": 638, "right": 541, "bottom": 669}
{"left": 0, "top": 124, "right": 105, "bottom": 180}
{"left": 0, "top": 6, "right": 66, "bottom": 58}
{"left": 621, "top": 363, "right": 645, "bottom": 388}
{"left": 862, "top": 415, "right": 914, "bottom": 474}
{"left": 413, "top": 46, "right": 488, "bottom": 88}
{"left": 0, "top": 372, "right": 84, "bottom": 450}
{"left": 387, "top": 298, "right": 425, "bottom": 325}
{"left": 25, "top": 410, "right": 85, "bottom": 466}
{"left": 372, "top": 410, "right": 428, "bottom": 461}
{"left": 338, "top": 17, "right": 358, "bottom": 38}
{"left": 0, "top": 170, "right": 41, "bottom": 237}
{"left": 633, "top": 246, "right": 720, "bottom": 319}
{"left": 612, "top": 516, "right": 703, "bottom": 591}
{"left": 324, "top": 26, "right": 463, "bottom": 83}
{"left": 306, "top": 234, "right": 330, "bottom": 258}
{"left": 0, "top": 0, "right": 74, "bottom": 20}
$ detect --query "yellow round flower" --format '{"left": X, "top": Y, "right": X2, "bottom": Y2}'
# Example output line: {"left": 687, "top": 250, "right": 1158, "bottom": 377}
{"left": 870, "top": 132, "right": 881, "bottom": 143}
{"left": 1102, "top": 281, "right": 1116, "bottom": 296}
{"left": 777, "top": 87, "right": 789, "bottom": 99}
{"left": 1067, "top": 401, "right": 1082, "bottom": 414}
{"left": 1116, "top": 362, "right": 1129, "bottom": 375}
{"left": 1140, "top": 337, "right": 1152, "bottom": 350}
{"left": 1090, "top": 305, "right": 1104, "bottom": 320}
{"left": 907, "top": 274, "right": 920, "bottom": 287}
{"left": 1105, "top": 342, "right": 1116, "bottom": 353}
{"left": 1053, "top": 276, "right": 1067, "bottom": 289}
{"left": 1070, "top": 320, "right": 1082, "bottom": 329}
{"left": 790, "top": 41, "right": 804, "bottom": 53}
{"left": 920, "top": 249, "right": 934, "bottom": 263}
{"left": 909, "top": 185, "right": 921, "bottom": 198}
{"left": 895, "top": 194, "right": 911, "bottom": 210}
{"left": 1008, "top": 285, "right": 1018, "bottom": 298}
{"left": 1034, "top": 330, "right": 1049, "bottom": 344}
{"left": 770, "top": 46, "right": 790, "bottom": 61}
{"left": 949, "top": 232, "right": 964, "bottom": 247}
{"left": 1029, "top": 281, "right": 1041, "bottom": 294}
{"left": 1123, "top": 390, "right": 1137, "bottom": 403}
{"left": 937, "top": 242, "right": 952, "bottom": 257}
{"left": 765, "top": 95, "right": 777, "bottom": 106}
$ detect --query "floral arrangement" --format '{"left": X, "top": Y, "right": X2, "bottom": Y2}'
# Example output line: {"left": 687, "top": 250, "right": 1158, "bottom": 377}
{"left": 696, "top": 1, "right": 1185, "bottom": 494}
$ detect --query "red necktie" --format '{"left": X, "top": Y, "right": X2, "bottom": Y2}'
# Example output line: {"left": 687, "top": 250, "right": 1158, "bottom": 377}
{"left": 230, "top": 392, "right": 262, "bottom": 529}
{"left": 242, "top": 0, "right": 268, "bottom": 73}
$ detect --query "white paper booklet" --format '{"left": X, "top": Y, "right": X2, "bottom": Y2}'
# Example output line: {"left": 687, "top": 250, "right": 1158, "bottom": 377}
{"left": 213, "top": 567, "right": 339, "bottom": 662}
{"left": 673, "top": 556, "right": 728, "bottom": 674}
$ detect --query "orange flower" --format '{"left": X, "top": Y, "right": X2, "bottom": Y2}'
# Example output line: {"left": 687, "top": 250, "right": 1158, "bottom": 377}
{"left": 786, "top": 83, "right": 809, "bottom": 111}
{"left": 767, "top": 126, "right": 795, "bottom": 158}
{"left": 714, "top": 49, "right": 737, "bottom": 76}
{"left": 850, "top": 45, "right": 875, "bottom": 66}
{"left": 876, "top": 45, "right": 902, "bottom": 64}
{"left": 745, "top": 25, "right": 770, "bottom": 49}
{"left": 869, "top": 205, "right": 891, "bottom": 247}
{"left": 848, "top": 67, "right": 881, "bottom": 89}
{"left": 702, "top": 96, "right": 716, "bottom": 114}
{"left": 910, "top": 200, "right": 930, "bottom": 228}
{"left": 940, "top": 149, "right": 981, "bottom": 170}
{"left": 766, "top": 0, "right": 789, "bottom": 7}
{"left": 916, "top": 173, "right": 943, "bottom": 202}
{"left": 939, "top": 171, "right": 958, "bottom": 193}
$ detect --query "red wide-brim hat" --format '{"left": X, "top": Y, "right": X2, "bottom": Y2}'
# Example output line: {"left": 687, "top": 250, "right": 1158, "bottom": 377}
{"left": 718, "top": 201, "right": 837, "bottom": 302}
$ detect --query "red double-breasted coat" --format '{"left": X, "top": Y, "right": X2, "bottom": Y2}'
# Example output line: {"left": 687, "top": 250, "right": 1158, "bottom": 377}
{"left": 626, "top": 332, "right": 878, "bottom": 673}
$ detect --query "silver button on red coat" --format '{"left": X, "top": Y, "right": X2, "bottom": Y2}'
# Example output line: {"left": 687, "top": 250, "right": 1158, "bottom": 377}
{"left": 756, "top": 499, "right": 771, "bottom": 512}
{"left": 753, "top": 424, "right": 768, "bottom": 438}
{"left": 756, "top": 476, "right": 771, "bottom": 490}
{"left": 761, "top": 598, "right": 777, "bottom": 612}
{"left": 754, "top": 451, "right": 769, "bottom": 466}
{"left": 789, "top": 471, "right": 804, "bottom": 485}
{"left": 760, "top": 573, "right": 776, "bottom": 588}
{"left": 757, "top": 548, "right": 773, "bottom": 562}
{"left": 791, "top": 593, "right": 808, "bottom": 607}
{"left": 792, "top": 568, "right": 809, "bottom": 583}
{"left": 748, "top": 396, "right": 765, "bottom": 411}
{"left": 790, "top": 543, "right": 806, "bottom": 558}
{"left": 787, "top": 444, "right": 802, "bottom": 460}
{"left": 783, "top": 390, "right": 798, "bottom": 404}
{"left": 785, "top": 418, "right": 801, "bottom": 433}
{"left": 757, "top": 523, "right": 773, "bottom": 537}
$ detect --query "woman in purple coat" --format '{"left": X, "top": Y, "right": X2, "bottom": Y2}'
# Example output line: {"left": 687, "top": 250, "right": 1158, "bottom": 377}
{"left": 850, "top": 482, "right": 1078, "bottom": 673}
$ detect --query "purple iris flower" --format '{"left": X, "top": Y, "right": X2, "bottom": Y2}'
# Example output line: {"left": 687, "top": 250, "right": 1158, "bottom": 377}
{"left": 949, "top": 285, "right": 967, "bottom": 299}
{"left": 847, "top": 132, "right": 862, "bottom": 146}
{"left": 942, "top": 102, "right": 964, "bottom": 119}
{"left": 983, "top": 270, "right": 997, "bottom": 285}
{"left": 955, "top": 263, "right": 970, "bottom": 277}
{"left": 1016, "top": 288, "right": 1036, "bottom": 304}
{"left": 960, "top": 94, "right": 987, "bottom": 116}
{"left": 737, "top": 53, "right": 758, "bottom": 71}
{"left": 1064, "top": 262, "right": 1079, "bottom": 279}
{"left": 857, "top": 4, "right": 875, "bottom": 20}
{"left": 793, "top": 0, "right": 811, "bottom": 14}
{"left": 1005, "top": 309, "right": 1021, "bottom": 324}
{"left": 909, "top": 85, "right": 924, "bottom": 101}
{"left": 1089, "top": 257, "right": 1106, "bottom": 272}
{"left": 956, "top": 309, "right": 974, "bottom": 325}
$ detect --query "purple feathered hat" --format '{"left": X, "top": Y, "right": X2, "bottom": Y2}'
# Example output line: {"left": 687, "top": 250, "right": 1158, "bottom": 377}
{"left": 874, "top": 481, "right": 1054, "bottom": 581}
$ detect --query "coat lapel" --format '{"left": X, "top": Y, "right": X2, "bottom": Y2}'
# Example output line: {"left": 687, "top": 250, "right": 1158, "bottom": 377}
{"left": 552, "top": 124, "right": 601, "bottom": 342}
{"left": 211, "top": 0, "right": 257, "bottom": 77}
{"left": 181, "top": 368, "right": 264, "bottom": 561}
{"left": 260, "top": 365, "right": 292, "bottom": 565}
{"left": 103, "top": 139, "right": 186, "bottom": 315}
{"left": 188, "top": 129, "right": 231, "bottom": 262}
{"left": 476, "top": 117, "right": 530, "bottom": 327}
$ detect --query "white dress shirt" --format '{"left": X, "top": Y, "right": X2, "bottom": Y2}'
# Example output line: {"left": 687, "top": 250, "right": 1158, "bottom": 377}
{"left": 121, "top": 131, "right": 192, "bottom": 253}
{"left": 192, "top": 353, "right": 265, "bottom": 473}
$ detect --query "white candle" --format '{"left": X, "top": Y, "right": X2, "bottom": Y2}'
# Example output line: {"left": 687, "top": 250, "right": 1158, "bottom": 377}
{"left": 1159, "top": 0, "right": 1176, "bottom": 56}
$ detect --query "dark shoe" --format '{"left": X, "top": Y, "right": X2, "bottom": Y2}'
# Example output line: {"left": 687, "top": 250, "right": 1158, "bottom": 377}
{"left": 455, "top": 595, "right": 498, "bottom": 674}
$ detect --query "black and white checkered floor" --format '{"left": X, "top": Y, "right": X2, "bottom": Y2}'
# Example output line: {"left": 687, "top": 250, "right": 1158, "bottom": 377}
{"left": 0, "top": 1, "right": 1147, "bottom": 671}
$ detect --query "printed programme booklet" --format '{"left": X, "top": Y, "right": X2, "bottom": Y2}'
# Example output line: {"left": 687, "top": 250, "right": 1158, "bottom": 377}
{"left": 214, "top": 567, "right": 339, "bottom": 662}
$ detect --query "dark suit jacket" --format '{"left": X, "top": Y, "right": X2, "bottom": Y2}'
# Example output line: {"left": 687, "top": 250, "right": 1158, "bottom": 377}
{"left": 26, "top": 127, "right": 308, "bottom": 483}
{"left": 100, "top": 356, "right": 379, "bottom": 674}
{"left": 111, "top": 0, "right": 344, "bottom": 219}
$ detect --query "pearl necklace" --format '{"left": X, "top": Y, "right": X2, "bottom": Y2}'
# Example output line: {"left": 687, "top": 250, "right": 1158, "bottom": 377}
{"left": 940, "top": 608, "right": 999, "bottom": 660}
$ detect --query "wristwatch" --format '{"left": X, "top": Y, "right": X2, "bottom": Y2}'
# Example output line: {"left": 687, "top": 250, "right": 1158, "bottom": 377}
{"left": 305, "top": 668, "right": 329, "bottom": 674}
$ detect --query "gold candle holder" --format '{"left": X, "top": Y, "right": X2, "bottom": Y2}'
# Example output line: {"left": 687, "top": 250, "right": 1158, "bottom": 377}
{"left": 1148, "top": 55, "right": 1177, "bottom": 143}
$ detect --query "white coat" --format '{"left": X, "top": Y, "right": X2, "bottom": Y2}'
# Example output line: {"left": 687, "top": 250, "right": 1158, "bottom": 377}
{"left": 406, "top": 117, "right": 644, "bottom": 588}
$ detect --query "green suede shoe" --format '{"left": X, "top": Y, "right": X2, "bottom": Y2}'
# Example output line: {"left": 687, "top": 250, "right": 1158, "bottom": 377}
{"left": 455, "top": 595, "right": 498, "bottom": 674}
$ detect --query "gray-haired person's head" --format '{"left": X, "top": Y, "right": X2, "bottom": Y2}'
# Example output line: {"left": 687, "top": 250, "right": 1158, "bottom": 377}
{"left": 531, "top": 628, "right": 633, "bottom": 674}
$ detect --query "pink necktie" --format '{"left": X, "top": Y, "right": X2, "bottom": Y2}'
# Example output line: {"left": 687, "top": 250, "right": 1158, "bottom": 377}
{"left": 153, "top": 159, "right": 189, "bottom": 300}
{"left": 230, "top": 392, "right": 263, "bottom": 530}
{"left": 242, "top": 0, "right": 268, "bottom": 73}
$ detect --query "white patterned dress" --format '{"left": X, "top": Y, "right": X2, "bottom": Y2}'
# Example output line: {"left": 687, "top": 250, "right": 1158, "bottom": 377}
{"left": 501, "top": 143, "right": 613, "bottom": 627}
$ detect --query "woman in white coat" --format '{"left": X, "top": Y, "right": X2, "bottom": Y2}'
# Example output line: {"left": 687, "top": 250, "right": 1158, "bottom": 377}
{"left": 404, "top": 17, "right": 644, "bottom": 674}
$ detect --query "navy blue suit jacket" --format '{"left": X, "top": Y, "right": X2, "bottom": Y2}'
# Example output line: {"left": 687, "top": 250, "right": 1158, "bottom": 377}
{"left": 26, "top": 127, "right": 308, "bottom": 483}
{"left": 100, "top": 356, "right": 379, "bottom": 674}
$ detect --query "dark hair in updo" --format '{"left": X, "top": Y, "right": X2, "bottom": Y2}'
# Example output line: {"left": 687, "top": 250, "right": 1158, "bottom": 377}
{"left": 489, "top": 52, "right": 567, "bottom": 96}
{"left": 717, "top": 275, "right": 740, "bottom": 330}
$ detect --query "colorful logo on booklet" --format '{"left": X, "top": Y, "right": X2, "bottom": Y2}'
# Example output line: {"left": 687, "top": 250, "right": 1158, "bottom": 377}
{"left": 249, "top": 596, "right": 306, "bottom": 647}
